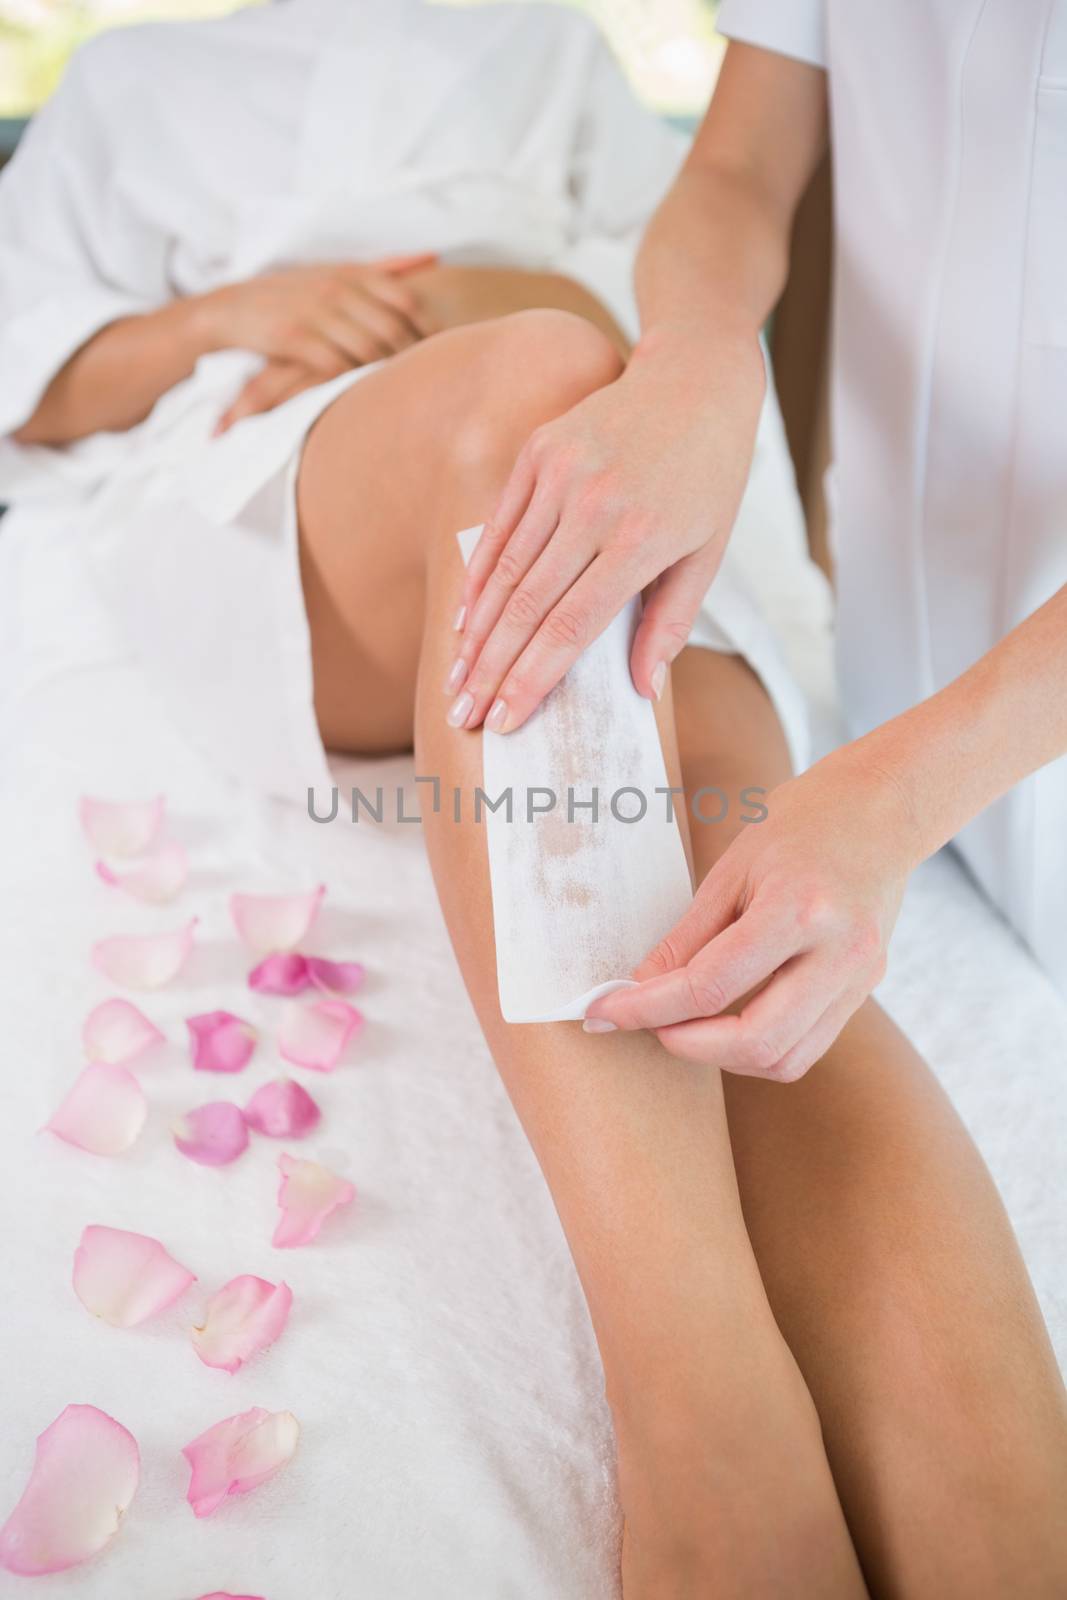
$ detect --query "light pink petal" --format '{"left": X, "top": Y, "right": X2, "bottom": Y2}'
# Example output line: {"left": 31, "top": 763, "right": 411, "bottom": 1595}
{"left": 173, "top": 1103, "right": 249, "bottom": 1167}
{"left": 182, "top": 1408, "right": 299, "bottom": 1519}
{"left": 95, "top": 841, "right": 188, "bottom": 903}
{"left": 229, "top": 886, "right": 325, "bottom": 954}
{"left": 277, "top": 999, "right": 363, "bottom": 1073}
{"left": 0, "top": 1404, "right": 139, "bottom": 1576}
{"left": 73, "top": 1225, "right": 196, "bottom": 1327}
{"left": 243, "top": 1079, "right": 321, "bottom": 1139}
{"left": 186, "top": 1011, "right": 257, "bottom": 1074}
{"left": 79, "top": 794, "right": 164, "bottom": 858}
{"left": 191, "top": 1276, "right": 293, "bottom": 1373}
{"left": 248, "top": 952, "right": 310, "bottom": 995}
{"left": 305, "top": 956, "right": 366, "bottom": 995}
{"left": 82, "top": 998, "right": 165, "bottom": 1067}
{"left": 46, "top": 1064, "right": 147, "bottom": 1157}
{"left": 273, "top": 1153, "right": 354, "bottom": 1248}
{"left": 92, "top": 919, "right": 197, "bottom": 990}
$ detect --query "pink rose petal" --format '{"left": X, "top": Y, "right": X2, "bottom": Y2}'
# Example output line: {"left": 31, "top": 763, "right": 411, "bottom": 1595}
{"left": 182, "top": 1407, "right": 299, "bottom": 1518}
{"left": 46, "top": 1064, "right": 147, "bottom": 1157}
{"left": 73, "top": 1225, "right": 196, "bottom": 1327}
{"left": 82, "top": 998, "right": 164, "bottom": 1067}
{"left": 187, "top": 1011, "right": 257, "bottom": 1074}
{"left": 273, "top": 1153, "right": 354, "bottom": 1248}
{"left": 95, "top": 841, "right": 188, "bottom": 903}
{"left": 79, "top": 794, "right": 164, "bottom": 857}
{"left": 92, "top": 918, "right": 197, "bottom": 990}
{"left": 278, "top": 999, "right": 362, "bottom": 1073}
{"left": 230, "top": 886, "right": 325, "bottom": 953}
{"left": 243, "top": 1079, "right": 321, "bottom": 1139}
{"left": 248, "top": 952, "right": 311, "bottom": 995}
{"left": 305, "top": 956, "right": 365, "bottom": 995}
{"left": 191, "top": 1276, "right": 293, "bottom": 1373}
{"left": 173, "top": 1103, "right": 249, "bottom": 1167}
{"left": 0, "top": 1404, "right": 139, "bottom": 1576}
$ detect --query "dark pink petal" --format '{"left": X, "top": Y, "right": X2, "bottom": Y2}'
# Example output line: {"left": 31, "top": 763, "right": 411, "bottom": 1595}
{"left": 95, "top": 841, "right": 188, "bottom": 903}
{"left": 248, "top": 952, "right": 310, "bottom": 995}
{"left": 0, "top": 1404, "right": 139, "bottom": 1576}
{"left": 191, "top": 1276, "right": 293, "bottom": 1373}
{"left": 92, "top": 919, "right": 197, "bottom": 990}
{"left": 82, "top": 998, "right": 164, "bottom": 1067}
{"left": 79, "top": 794, "right": 164, "bottom": 857}
{"left": 243, "top": 1079, "right": 321, "bottom": 1139}
{"left": 182, "top": 1408, "right": 299, "bottom": 1518}
{"left": 187, "top": 1011, "right": 257, "bottom": 1073}
{"left": 273, "top": 1153, "right": 354, "bottom": 1248}
{"left": 73, "top": 1225, "right": 195, "bottom": 1327}
{"left": 46, "top": 1064, "right": 147, "bottom": 1156}
{"left": 230, "top": 886, "right": 325, "bottom": 954}
{"left": 305, "top": 957, "right": 366, "bottom": 995}
{"left": 277, "top": 999, "right": 363, "bottom": 1073}
{"left": 173, "top": 1103, "right": 249, "bottom": 1167}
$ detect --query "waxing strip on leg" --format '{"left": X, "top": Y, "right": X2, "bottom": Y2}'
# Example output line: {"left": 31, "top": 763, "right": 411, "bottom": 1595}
{"left": 457, "top": 526, "right": 694, "bottom": 1023}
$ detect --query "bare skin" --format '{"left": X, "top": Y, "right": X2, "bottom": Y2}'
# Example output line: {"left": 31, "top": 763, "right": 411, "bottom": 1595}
{"left": 296, "top": 310, "right": 1067, "bottom": 1596}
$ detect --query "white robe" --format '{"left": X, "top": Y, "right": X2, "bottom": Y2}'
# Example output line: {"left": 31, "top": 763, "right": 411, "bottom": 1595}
{"left": 0, "top": 0, "right": 828, "bottom": 813}
{"left": 719, "top": 0, "right": 1067, "bottom": 996}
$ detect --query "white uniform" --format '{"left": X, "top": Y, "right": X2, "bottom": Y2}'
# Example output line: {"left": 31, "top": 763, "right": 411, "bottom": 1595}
{"left": 719, "top": 0, "right": 1067, "bottom": 994}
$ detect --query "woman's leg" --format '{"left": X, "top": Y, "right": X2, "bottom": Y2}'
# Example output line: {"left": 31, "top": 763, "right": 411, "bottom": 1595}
{"left": 296, "top": 311, "right": 866, "bottom": 1596}
{"left": 671, "top": 644, "right": 1067, "bottom": 1599}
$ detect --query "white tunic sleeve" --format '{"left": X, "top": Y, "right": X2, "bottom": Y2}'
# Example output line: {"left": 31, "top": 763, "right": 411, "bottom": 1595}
{"left": 0, "top": 38, "right": 170, "bottom": 436}
{"left": 716, "top": 0, "right": 827, "bottom": 69}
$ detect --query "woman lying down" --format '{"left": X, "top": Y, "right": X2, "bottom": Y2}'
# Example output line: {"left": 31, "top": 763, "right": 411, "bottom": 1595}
{"left": 3, "top": 1, "right": 1065, "bottom": 1594}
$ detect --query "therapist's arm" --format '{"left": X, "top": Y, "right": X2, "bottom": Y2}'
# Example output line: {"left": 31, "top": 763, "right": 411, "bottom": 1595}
{"left": 450, "top": 43, "right": 827, "bottom": 732}
{"left": 585, "top": 585, "right": 1067, "bottom": 1078}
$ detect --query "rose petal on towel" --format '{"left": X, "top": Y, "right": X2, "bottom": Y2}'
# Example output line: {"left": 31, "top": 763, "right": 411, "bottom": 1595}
{"left": 187, "top": 1011, "right": 257, "bottom": 1074}
{"left": 248, "top": 952, "right": 311, "bottom": 995}
{"left": 305, "top": 956, "right": 366, "bottom": 995}
{"left": 95, "top": 841, "right": 188, "bottom": 903}
{"left": 46, "top": 1064, "right": 147, "bottom": 1157}
{"left": 277, "top": 999, "right": 362, "bottom": 1073}
{"left": 79, "top": 794, "right": 164, "bottom": 858}
{"left": 173, "top": 1103, "right": 249, "bottom": 1167}
{"left": 82, "top": 998, "right": 165, "bottom": 1067}
{"left": 191, "top": 1276, "right": 293, "bottom": 1373}
{"left": 92, "top": 919, "right": 197, "bottom": 990}
{"left": 73, "top": 1225, "right": 195, "bottom": 1327}
{"left": 0, "top": 1404, "right": 139, "bottom": 1576}
{"left": 243, "top": 1079, "right": 321, "bottom": 1139}
{"left": 182, "top": 1408, "right": 299, "bottom": 1519}
{"left": 273, "top": 1153, "right": 354, "bottom": 1248}
{"left": 230, "top": 886, "right": 325, "bottom": 954}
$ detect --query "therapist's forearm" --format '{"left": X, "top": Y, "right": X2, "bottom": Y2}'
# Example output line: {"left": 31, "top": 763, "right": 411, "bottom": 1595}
{"left": 845, "top": 585, "right": 1067, "bottom": 867}
{"left": 14, "top": 299, "right": 216, "bottom": 446}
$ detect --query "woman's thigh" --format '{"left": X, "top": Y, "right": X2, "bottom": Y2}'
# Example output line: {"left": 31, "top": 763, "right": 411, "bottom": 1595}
{"left": 674, "top": 642, "right": 1067, "bottom": 1595}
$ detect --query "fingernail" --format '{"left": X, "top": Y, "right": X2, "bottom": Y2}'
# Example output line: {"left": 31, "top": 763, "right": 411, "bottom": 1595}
{"left": 582, "top": 1017, "right": 617, "bottom": 1034}
{"left": 650, "top": 661, "right": 667, "bottom": 701}
{"left": 446, "top": 690, "right": 474, "bottom": 728}
{"left": 444, "top": 657, "right": 468, "bottom": 695}
{"left": 452, "top": 605, "right": 467, "bottom": 632}
{"left": 485, "top": 698, "right": 508, "bottom": 733}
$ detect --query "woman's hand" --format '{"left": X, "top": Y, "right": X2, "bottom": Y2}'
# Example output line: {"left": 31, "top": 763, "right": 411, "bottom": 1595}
{"left": 203, "top": 255, "right": 437, "bottom": 431}
{"left": 584, "top": 746, "right": 927, "bottom": 1081}
{"left": 446, "top": 328, "right": 767, "bottom": 733}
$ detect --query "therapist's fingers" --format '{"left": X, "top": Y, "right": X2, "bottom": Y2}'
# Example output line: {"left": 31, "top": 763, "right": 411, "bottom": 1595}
{"left": 454, "top": 552, "right": 644, "bottom": 733}
{"left": 656, "top": 974, "right": 866, "bottom": 1084}
{"left": 629, "top": 551, "right": 719, "bottom": 701}
{"left": 455, "top": 485, "right": 569, "bottom": 668}
{"left": 587, "top": 902, "right": 798, "bottom": 1034}
{"left": 461, "top": 451, "right": 539, "bottom": 619}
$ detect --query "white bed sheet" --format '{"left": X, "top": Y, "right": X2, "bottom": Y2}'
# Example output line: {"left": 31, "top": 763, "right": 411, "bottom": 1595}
{"left": 0, "top": 520, "right": 1064, "bottom": 1600}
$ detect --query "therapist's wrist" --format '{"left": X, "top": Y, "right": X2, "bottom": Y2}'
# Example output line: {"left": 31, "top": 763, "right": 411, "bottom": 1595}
{"left": 629, "top": 318, "right": 766, "bottom": 404}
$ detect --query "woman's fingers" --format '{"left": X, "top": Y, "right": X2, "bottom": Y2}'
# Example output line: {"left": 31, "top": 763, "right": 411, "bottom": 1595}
{"left": 454, "top": 552, "right": 645, "bottom": 732}
{"left": 338, "top": 283, "right": 425, "bottom": 354}
{"left": 358, "top": 269, "right": 438, "bottom": 339}
{"left": 630, "top": 551, "right": 719, "bottom": 701}
{"left": 214, "top": 361, "right": 312, "bottom": 432}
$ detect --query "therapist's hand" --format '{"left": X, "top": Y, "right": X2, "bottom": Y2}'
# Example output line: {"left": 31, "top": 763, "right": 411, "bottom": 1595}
{"left": 447, "top": 329, "right": 766, "bottom": 732}
{"left": 584, "top": 748, "right": 926, "bottom": 1080}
